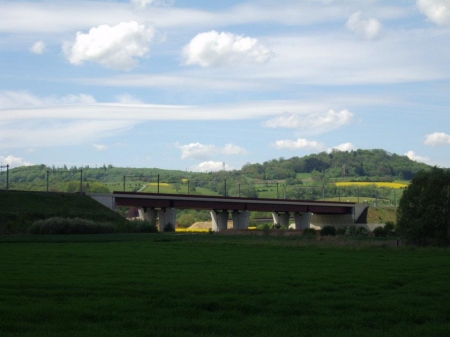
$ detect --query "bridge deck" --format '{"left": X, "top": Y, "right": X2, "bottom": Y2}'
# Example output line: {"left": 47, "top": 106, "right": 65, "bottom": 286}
{"left": 113, "top": 192, "right": 355, "bottom": 214}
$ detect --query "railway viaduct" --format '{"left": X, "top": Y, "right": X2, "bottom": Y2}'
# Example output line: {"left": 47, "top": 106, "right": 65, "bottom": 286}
{"left": 89, "top": 192, "right": 368, "bottom": 232}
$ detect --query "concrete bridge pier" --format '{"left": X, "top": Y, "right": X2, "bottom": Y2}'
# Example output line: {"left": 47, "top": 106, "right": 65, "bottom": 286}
{"left": 138, "top": 207, "right": 157, "bottom": 223}
{"left": 293, "top": 212, "right": 311, "bottom": 230}
{"left": 210, "top": 210, "right": 229, "bottom": 232}
{"left": 272, "top": 212, "right": 290, "bottom": 228}
{"left": 158, "top": 208, "right": 176, "bottom": 232}
{"left": 310, "top": 214, "right": 354, "bottom": 229}
{"left": 232, "top": 210, "right": 249, "bottom": 230}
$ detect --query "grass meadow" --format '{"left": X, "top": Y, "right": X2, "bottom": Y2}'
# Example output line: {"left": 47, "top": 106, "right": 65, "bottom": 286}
{"left": 1, "top": 234, "right": 450, "bottom": 337}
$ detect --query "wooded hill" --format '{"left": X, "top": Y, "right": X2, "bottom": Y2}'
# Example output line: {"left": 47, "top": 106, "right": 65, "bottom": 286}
{"left": 241, "top": 149, "right": 429, "bottom": 181}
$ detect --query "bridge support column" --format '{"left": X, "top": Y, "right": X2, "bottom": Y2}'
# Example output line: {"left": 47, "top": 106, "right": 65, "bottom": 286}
{"left": 158, "top": 208, "right": 176, "bottom": 232}
{"left": 311, "top": 214, "right": 354, "bottom": 229}
{"left": 272, "top": 212, "right": 290, "bottom": 228}
{"left": 293, "top": 212, "right": 311, "bottom": 230}
{"left": 232, "top": 210, "right": 249, "bottom": 230}
{"left": 138, "top": 208, "right": 157, "bottom": 223}
{"left": 210, "top": 210, "right": 229, "bottom": 232}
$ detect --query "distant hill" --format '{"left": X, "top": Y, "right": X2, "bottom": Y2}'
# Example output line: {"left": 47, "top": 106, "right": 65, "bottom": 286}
{"left": 241, "top": 149, "right": 430, "bottom": 181}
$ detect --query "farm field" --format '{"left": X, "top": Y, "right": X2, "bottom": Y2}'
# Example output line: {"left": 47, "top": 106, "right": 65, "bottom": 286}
{"left": 335, "top": 181, "right": 409, "bottom": 189}
{"left": 1, "top": 234, "right": 450, "bottom": 337}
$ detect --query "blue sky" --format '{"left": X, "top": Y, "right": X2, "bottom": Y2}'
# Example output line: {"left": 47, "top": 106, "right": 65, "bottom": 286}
{"left": 1, "top": 0, "right": 449, "bottom": 171}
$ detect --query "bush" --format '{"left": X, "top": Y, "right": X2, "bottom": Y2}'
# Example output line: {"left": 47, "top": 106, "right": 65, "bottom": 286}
{"left": 120, "top": 220, "right": 158, "bottom": 233}
{"left": 28, "top": 217, "right": 115, "bottom": 235}
{"left": 164, "top": 222, "right": 175, "bottom": 232}
{"left": 345, "top": 226, "right": 357, "bottom": 236}
{"left": 372, "top": 222, "right": 397, "bottom": 237}
{"left": 345, "top": 226, "right": 369, "bottom": 237}
{"left": 356, "top": 227, "right": 369, "bottom": 236}
{"left": 260, "top": 223, "right": 271, "bottom": 236}
{"left": 320, "top": 226, "right": 336, "bottom": 236}
{"left": 302, "top": 228, "right": 317, "bottom": 237}
{"left": 336, "top": 228, "right": 346, "bottom": 235}
{"left": 372, "top": 226, "right": 386, "bottom": 237}
{"left": 384, "top": 221, "right": 396, "bottom": 237}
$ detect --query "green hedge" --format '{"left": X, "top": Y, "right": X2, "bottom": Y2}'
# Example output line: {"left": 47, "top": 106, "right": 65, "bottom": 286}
{"left": 28, "top": 217, "right": 115, "bottom": 235}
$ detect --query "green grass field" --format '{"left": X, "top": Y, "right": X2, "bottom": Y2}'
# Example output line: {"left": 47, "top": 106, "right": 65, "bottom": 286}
{"left": 1, "top": 234, "right": 450, "bottom": 337}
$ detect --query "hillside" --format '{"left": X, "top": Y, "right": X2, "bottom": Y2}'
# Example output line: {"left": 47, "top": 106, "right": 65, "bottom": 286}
{"left": 0, "top": 190, "right": 127, "bottom": 234}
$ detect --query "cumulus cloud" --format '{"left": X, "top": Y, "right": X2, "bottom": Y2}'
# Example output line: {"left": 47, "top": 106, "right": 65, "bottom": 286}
{"left": 221, "top": 143, "right": 249, "bottom": 155}
{"left": 30, "top": 40, "right": 46, "bottom": 54}
{"left": 262, "top": 109, "right": 353, "bottom": 134}
{"left": 327, "top": 142, "right": 354, "bottom": 153}
{"left": 417, "top": 0, "right": 450, "bottom": 25}
{"left": 191, "top": 161, "right": 230, "bottom": 172}
{"left": 424, "top": 132, "right": 450, "bottom": 146}
{"left": 176, "top": 142, "right": 216, "bottom": 160}
{"left": 346, "top": 11, "right": 382, "bottom": 39}
{"left": 175, "top": 142, "right": 248, "bottom": 160}
{"left": 0, "top": 155, "right": 32, "bottom": 168}
{"left": 183, "top": 30, "right": 273, "bottom": 67}
{"left": 271, "top": 138, "right": 325, "bottom": 151}
{"left": 405, "top": 150, "right": 430, "bottom": 163}
{"left": 93, "top": 144, "right": 108, "bottom": 151}
{"left": 63, "top": 21, "right": 155, "bottom": 70}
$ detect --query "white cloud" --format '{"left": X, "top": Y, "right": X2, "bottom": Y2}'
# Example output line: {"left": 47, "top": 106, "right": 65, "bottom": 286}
{"left": 183, "top": 30, "right": 273, "bottom": 67}
{"left": 130, "top": 0, "right": 173, "bottom": 8}
{"left": 0, "top": 92, "right": 334, "bottom": 122}
{"left": 176, "top": 142, "right": 216, "bottom": 160}
{"left": 0, "top": 120, "right": 136, "bottom": 149}
{"left": 30, "top": 40, "right": 46, "bottom": 54}
{"left": 271, "top": 138, "right": 325, "bottom": 151}
{"left": 346, "top": 11, "right": 382, "bottom": 39}
{"left": 63, "top": 21, "right": 155, "bottom": 70}
{"left": 417, "top": 0, "right": 450, "bottom": 25}
{"left": 262, "top": 109, "right": 353, "bottom": 134}
{"left": 424, "top": 132, "right": 450, "bottom": 146}
{"left": 405, "top": 150, "right": 430, "bottom": 163}
{"left": 191, "top": 161, "right": 230, "bottom": 172}
{"left": 0, "top": 91, "right": 95, "bottom": 109}
{"left": 115, "top": 94, "right": 143, "bottom": 104}
{"left": 222, "top": 143, "right": 249, "bottom": 155}
{"left": 175, "top": 142, "right": 248, "bottom": 160}
{"left": 0, "top": 155, "right": 33, "bottom": 168}
{"left": 93, "top": 144, "right": 108, "bottom": 151}
{"left": 327, "top": 142, "right": 355, "bottom": 153}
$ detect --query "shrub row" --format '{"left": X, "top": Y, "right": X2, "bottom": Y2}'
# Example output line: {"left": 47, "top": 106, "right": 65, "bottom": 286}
{"left": 320, "top": 225, "right": 376, "bottom": 237}
{"left": 28, "top": 217, "right": 115, "bottom": 235}
{"left": 116, "top": 220, "right": 158, "bottom": 233}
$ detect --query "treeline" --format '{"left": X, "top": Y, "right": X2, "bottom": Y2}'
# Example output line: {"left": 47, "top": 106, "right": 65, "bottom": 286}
{"left": 0, "top": 164, "right": 189, "bottom": 193}
{"left": 0, "top": 163, "right": 258, "bottom": 196}
{"left": 241, "top": 149, "right": 429, "bottom": 181}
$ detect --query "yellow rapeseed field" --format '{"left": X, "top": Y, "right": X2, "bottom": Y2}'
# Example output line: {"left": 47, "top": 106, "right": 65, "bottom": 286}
{"left": 147, "top": 182, "right": 169, "bottom": 186}
{"left": 335, "top": 182, "right": 408, "bottom": 189}
{"left": 175, "top": 228, "right": 210, "bottom": 233}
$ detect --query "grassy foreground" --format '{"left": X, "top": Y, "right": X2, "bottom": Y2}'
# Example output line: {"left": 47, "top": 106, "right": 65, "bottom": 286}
{"left": 1, "top": 234, "right": 450, "bottom": 337}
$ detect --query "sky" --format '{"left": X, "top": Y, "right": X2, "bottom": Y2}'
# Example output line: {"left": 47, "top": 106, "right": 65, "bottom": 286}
{"left": 1, "top": 0, "right": 450, "bottom": 171}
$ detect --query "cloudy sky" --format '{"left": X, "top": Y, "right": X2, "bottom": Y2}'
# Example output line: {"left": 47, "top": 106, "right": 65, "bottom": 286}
{"left": 1, "top": 0, "right": 450, "bottom": 171}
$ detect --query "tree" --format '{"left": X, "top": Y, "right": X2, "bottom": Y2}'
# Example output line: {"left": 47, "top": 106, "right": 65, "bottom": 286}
{"left": 397, "top": 167, "right": 450, "bottom": 246}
